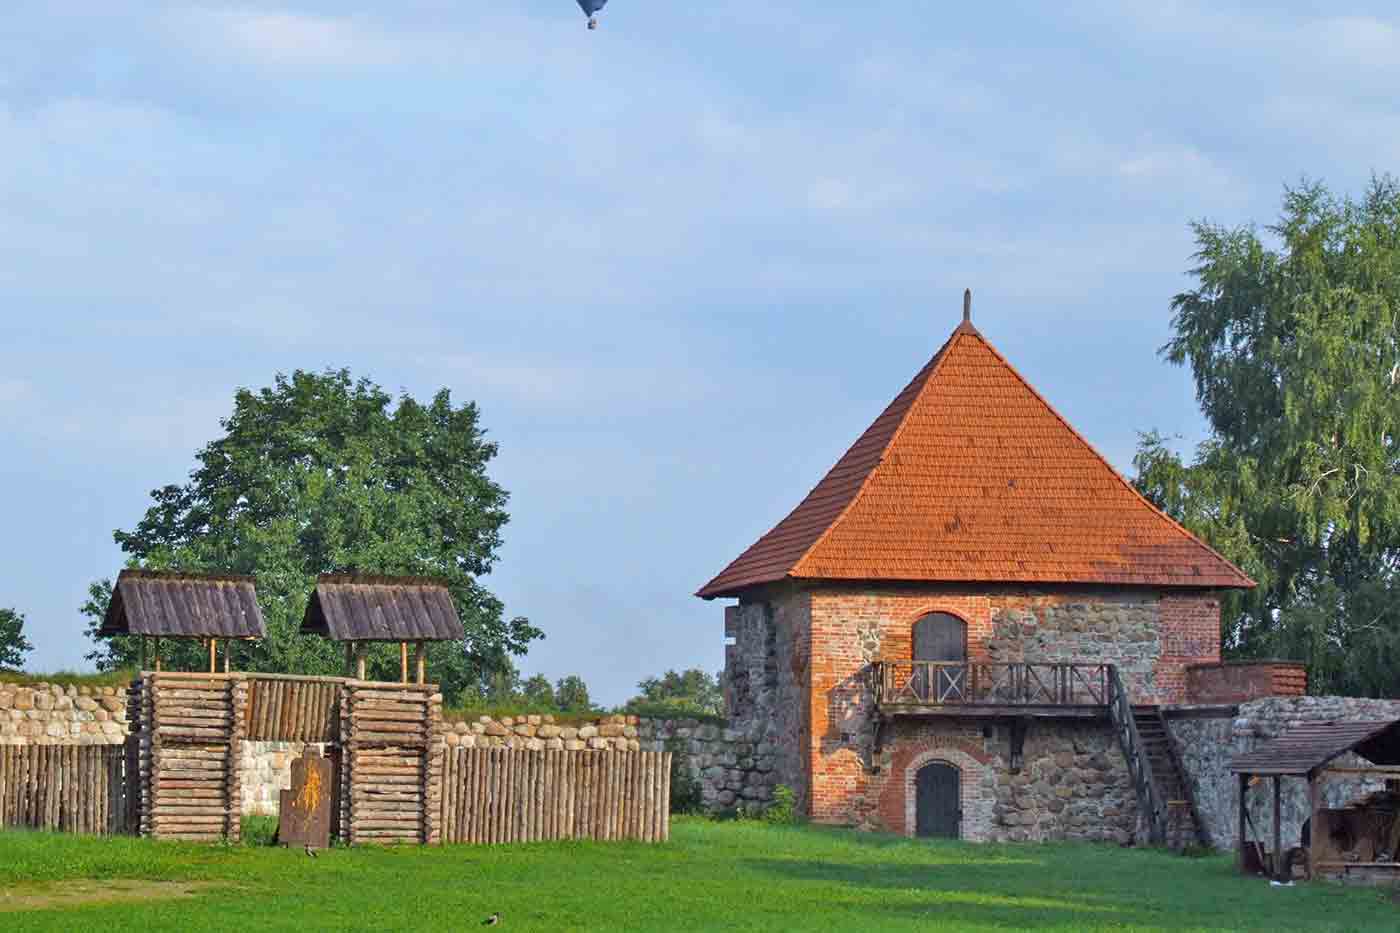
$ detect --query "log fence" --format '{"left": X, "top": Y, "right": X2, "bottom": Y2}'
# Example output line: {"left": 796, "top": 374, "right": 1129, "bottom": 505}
{"left": 439, "top": 749, "right": 671, "bottom": 845}
{"left": 0, "top": 745, "right": 128, "bottom": 834}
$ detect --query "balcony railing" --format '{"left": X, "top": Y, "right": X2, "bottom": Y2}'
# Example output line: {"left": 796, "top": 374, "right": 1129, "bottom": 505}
{"left": 871, "top": 661, "right": 1112, "bottom": 709}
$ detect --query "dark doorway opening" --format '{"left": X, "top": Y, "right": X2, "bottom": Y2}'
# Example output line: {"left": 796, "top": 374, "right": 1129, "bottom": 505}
{"left": 915, "top": 761, "right": 961, "bottom": 838}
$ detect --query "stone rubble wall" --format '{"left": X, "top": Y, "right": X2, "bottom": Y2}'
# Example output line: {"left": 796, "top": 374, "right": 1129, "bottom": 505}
{"left": 1170, "top": 696, "right": 1400, "bottom": 851}
{"left": 0, "top": 682, "right": 129, "bottom": 745}
{"left": 439, "top": 712, "right": 778, "bottom": 814}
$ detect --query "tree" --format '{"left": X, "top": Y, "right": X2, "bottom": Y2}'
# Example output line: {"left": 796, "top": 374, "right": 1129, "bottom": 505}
{"left": 626, "top": 668, "right": 723, "bottom": 715}
{"left": 521, "top": 674, "right": 555, "bottom": 707}
{"left": 0, "top": 608, "right": 34, "bottom": 672}
{"left": 1134, "top": 177, "right": 1400, "bottom": 695}
{"left": 82, "top": 369, "right": 542, "bottom": 703}
{"left": 554, "top": 674, "right": 593, "bottom": 712}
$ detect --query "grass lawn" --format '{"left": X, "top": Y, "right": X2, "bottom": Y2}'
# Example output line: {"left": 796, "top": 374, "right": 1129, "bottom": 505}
{"left": 1, "top": 819, "right": 1396, "bottom": 931}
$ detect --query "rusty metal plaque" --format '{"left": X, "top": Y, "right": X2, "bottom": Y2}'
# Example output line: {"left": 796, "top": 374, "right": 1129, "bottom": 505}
{"left": 279, "top": 748, "right": 333, "bottom": 850}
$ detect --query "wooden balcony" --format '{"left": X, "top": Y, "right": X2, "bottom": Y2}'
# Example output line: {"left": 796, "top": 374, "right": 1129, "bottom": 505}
{"left": 870, "top": 661, "right": 1113, "bottom": 719}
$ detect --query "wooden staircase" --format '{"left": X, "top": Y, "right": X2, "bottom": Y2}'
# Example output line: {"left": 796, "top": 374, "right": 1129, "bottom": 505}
{"left": 1131, "top": 706, "right": 1208, "bottom": 849}
{"left": 1106, "top": 668, "right": 1208, "bottom": 848}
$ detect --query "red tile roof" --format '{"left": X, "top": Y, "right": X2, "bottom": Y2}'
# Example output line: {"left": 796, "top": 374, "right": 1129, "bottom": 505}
{"left": 697, "top": 319, "right": 1254, "bottom": 599}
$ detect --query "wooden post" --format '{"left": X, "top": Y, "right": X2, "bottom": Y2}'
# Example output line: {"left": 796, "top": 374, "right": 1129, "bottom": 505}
{"left": 224, "top": 641, "right": 232, "bottom": 673}
{"left": 209, "top": 638, "right": 217, "bottom": 673}
{"left": 1272, "top": 775, "right": 1283, "bottom": 882}
{"left": 415, "top": 642, "right": 426, "bottom": 685}
{"left": 139, "top": 637, "right": 147, "bottom": 671}
{"left": 1237, "top": 773, "right": 1249, "bottom": 874}
{"left": 345, "top": 642, "right": 354, "bottom": 677}
{"left": 1307, "top": 772, "right": 1321, "bottom": 881}
{"left": 154, "top": 637, "right": 162, "bottom": 672}
{"left": 400, "top": 642, "right": 408, "bottom": 683}
{"left": 355, "top": 644, "right": 366, "bottom": 681}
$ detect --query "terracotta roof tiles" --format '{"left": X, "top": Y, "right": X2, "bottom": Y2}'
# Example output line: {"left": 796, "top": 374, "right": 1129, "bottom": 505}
{"left": 697, "top": 320, "right": 1254, "bottom": 598}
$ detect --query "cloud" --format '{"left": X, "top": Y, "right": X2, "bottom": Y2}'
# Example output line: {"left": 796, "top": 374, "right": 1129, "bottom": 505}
{"left": 174, "top": 8, "right": 408, "bottom": 70}
{"left": 0, "top": 378, "right": 32, "bottom": 406}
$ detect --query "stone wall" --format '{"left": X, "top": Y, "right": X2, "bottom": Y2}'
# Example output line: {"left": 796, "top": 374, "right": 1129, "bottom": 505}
{"left": 0, "top": 682, "right": 128, "bottom": 745}
{"left": 438, "top": 712, "right": 778, "bottom": 814}
{"left": 1170, "top": 696, "right": 1400, "bottom": 851}
{"left": 765, "top": 583, "right": 1219, "bottom": 828}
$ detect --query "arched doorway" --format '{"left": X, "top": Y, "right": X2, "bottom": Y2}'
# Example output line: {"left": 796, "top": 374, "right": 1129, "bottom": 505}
{"left": 912, "top": 612, "right": 967, "bottom": 702}
{"left": 915, "top": 761, "right": 961, "bottom": 838}
{"left": 913, "top": 612, "right": 966, "bottom": 662}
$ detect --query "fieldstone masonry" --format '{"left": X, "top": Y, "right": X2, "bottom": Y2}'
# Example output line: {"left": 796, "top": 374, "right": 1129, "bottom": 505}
{"left": 438, "top": 712, "right": 778, "bottom": 814}
{"left": 0, "top": 682, "right": 128, "bottom": 745}
{"left": 1170, "top": 696, "right": 1400, "bottom": 851}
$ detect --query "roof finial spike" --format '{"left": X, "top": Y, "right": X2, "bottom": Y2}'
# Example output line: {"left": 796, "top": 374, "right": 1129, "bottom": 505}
{"left": 963, "top": 289, "right": 972, "bottom": 323}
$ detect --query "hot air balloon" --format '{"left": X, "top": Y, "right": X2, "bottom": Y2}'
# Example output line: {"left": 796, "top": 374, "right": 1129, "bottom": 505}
{"left": 577, "top": 0, "right": 607, "bottom": 30}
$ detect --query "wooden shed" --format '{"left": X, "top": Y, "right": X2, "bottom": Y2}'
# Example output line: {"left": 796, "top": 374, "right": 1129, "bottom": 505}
{"left": 300, "top": 574, "right": 465, "bottom": 683}
{"left": 1231, "top": 719, "right": 1400, "bottom": 884}
{"left": 98, "top": 569, "right": 265, "bottom": 672}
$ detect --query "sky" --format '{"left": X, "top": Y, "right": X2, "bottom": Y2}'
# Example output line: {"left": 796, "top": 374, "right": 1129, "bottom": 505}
{"left": 2, "top": 2, "right": 1398, "bottom": 704}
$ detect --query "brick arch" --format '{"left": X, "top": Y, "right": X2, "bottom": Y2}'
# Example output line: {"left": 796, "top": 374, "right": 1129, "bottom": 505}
{"left": 904, "top": 747, "right": 987, "bottom": 839}
{"left": 883, "top": 599, "right": 992, "bottom": 664}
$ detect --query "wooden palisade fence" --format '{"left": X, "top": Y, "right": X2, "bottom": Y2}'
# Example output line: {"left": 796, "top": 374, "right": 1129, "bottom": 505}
{"left": 440, "top": 749, "right": 672, "bottom": 844}
{"left": 0, "top": 745, "right": 128, "bottom": 834}
{"left": 6, "top": 673, "right": 672, "bottom": 848}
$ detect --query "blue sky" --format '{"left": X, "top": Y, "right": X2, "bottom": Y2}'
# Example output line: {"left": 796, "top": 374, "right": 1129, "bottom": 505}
{"left": 2, "top": 2, "right": 1397, "bottom": 703}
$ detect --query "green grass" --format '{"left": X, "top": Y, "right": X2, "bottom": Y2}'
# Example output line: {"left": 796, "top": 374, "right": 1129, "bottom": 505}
{"left": 0, "top": 821, "right": 1395, "bottom": 931}
{"left": 0, "top": 670, "right": 135, "bottom": 688}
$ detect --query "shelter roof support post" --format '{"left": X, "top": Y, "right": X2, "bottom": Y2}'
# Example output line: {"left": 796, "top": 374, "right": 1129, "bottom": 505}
{"left": 1237, "top": 773, "right": 1249, "bottom": 874}
{"left": 415, "top": 641, "right": 426, "bottom": 685}
{"left": 139, "top": 637, "right": 147, "bottom": 671}
{"left": 344, "top": 642, "right": 354, "bottom": 678}
{"left": 1308, "top": 772, "right": 1320, "bottom": 881}
{"left": 209, "top": 638, "right": 217, "bottom": 674}
{"left": 154, "top": 637, "right": 161, "bottom": 673}
{"left": 1272, "top": 776, "right": 1283, "bottom": 882}
{"left": 224, "top": 641, "right": 231, "bottom": 674}
{"left": 356, "top": 644, "right": 366, "bottom": 681}
{"left": 400, "top": 641, "right": 408, "bottom": 683}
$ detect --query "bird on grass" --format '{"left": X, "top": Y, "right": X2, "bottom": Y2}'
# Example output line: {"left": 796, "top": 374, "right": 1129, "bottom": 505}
{"left": 482, "top": 913, "right": 501, "bottom": 926}
{"left": 305, "top": 844, "right": 318, "bottom": 858}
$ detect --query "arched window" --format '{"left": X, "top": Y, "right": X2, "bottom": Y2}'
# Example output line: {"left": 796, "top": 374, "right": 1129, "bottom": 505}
{"left": 913, "top": 612, "right": 966, "bottom": 663}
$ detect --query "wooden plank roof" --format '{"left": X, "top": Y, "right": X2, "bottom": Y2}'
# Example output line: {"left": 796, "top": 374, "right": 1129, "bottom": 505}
{"left": 1230, "top": 721, "right": 1400, "bottom": 776}
{"left": 300, "top": 575, "right": 465, "bottom": 642}
{"left": 697, "top": 316, "right": 1255, "bottom": 599}
{"left": 98, "top": 569, "right": 265, "bottom": 638}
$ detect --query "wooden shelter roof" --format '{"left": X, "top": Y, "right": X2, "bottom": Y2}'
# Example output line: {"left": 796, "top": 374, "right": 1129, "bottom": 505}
{"left": 697, "top": 313, "right": 1254, "bottom": 599}
{"left": 1230, "top": 720, "right": 1400, "bottom": 777}
{"left": 300, "top": 575, "right": 465, "bottom": 642}
{"left": 98, "top": 569, "right": 265, "bottom": 638}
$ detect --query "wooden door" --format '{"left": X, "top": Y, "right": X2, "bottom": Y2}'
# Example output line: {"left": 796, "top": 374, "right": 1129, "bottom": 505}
{"left": 914, "top": 612, "right": 966, "bottom": 661}
{"left": 915, "top": 762, "right": 960, "bottom": 838}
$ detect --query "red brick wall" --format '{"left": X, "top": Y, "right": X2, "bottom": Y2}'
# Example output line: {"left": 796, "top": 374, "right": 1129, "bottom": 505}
{"left": 1157, "top": 594, "right": 1222, "bottom": 704}
{"left": 797, "top": 584, "right": 1223, "bottom": 828}
{"left": 1186, "top": 662, "right": 1307, "bottom": 703}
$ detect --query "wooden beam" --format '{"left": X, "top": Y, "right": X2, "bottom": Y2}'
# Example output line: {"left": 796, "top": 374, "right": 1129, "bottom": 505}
{"left": 209, "top": 638, "right": 217, "bottom": 674}
{"left": 414, "top": 642, "right": 426, "bottom": 685}
{"left": 1321, "top": 766, "right": 1400, "bottom": 777}
{"left": 223, "top": 642, "right": 231, "bottom": 674}
{"left": 356, "top": 645, "right": 366, "bottom": 681}
{"left": 1272, "top": 776, "right": 1283, "bottom": 882}
{"left": 1307, "top": 774, "right": 1320, "bottom": 881}
{"left": 345, "top": 642, "right": 354, "bottom": 677}
{"left": 154, "top": 637, "right": 162, "bottom": 673}
{"left": 400, "top": 642, "right": 408, "bottom": 683}
{"left": 1237, "top": 772, "right": 1248, "bottom": 874}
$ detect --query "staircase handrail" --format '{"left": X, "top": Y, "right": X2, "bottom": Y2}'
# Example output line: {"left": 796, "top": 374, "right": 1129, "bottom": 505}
{"left": 1106, "top": 666, "right": 1166, "bottom": 845}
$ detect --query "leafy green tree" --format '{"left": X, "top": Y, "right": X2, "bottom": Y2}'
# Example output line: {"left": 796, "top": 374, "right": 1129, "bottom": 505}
{"left": 554, "top": 674, "right": 593, "bottom": 712}
{"left": 626, "top": 668, "right": 723, "bottom": 715}
{"left": 0, "top": 608, "right": 34, "bottom": 672}
{"left": 1135, "top": 177, "right": 1400, "bottom": 695}
{"left": 82, "top": 369, "right": 541, "bottom": 703}
{"left": 521, "top": 674, "right": 555, "bottom": 707}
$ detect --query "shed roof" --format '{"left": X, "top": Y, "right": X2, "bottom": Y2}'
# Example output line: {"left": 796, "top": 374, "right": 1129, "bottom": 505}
{"left": 300, "top": 575, "right": 465, "bottom": 642}
{"left": 98, "top": 569, "right": 266, "bottom": 638}
{"left": 697, "top": 315, "right": 1255, "bottom": 598}
{"left": 1230, "top": 720, "right": 1400, "bottom": 776}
